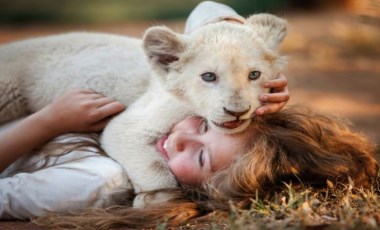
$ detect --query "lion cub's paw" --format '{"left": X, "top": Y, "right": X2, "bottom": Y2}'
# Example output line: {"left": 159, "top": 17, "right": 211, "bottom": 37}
{"left": 133, "top": 191, "right": 176, "bottom": 208}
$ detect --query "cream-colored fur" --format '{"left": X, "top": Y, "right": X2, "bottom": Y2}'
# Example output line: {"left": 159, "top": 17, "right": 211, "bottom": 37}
{"left": 0, "top": 14, "right": 287, "bottom": 207}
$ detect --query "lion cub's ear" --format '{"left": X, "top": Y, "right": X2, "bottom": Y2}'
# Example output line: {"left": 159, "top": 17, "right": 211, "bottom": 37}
{"left": 246, "top": 14, "right": 287, "bottom": 50}
{"left": 143, "top": 26, "right": 185, "bottom": 73}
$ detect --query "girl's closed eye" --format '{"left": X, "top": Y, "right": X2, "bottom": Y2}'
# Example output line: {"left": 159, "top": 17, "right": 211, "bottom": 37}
{"left": 198, "top": 150, "right": 204, "bottom": 167}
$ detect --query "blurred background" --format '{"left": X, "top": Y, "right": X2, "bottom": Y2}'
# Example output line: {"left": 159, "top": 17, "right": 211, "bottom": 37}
{"left": 0, "top": 0, "right": 379, "bottom": 149}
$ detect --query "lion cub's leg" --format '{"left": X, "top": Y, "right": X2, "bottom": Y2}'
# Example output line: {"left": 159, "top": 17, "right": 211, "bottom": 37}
{"left": 0, "top": 80, "right": 29, "bottom": 125}
{"left": 101, "top": 92, "right": 189, "bottom": 208}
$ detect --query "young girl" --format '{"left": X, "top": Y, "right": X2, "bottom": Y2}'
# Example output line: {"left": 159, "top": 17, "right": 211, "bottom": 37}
{"left": 0, "top": 1, "right": 290, "bottom": 219}
{"left": 0, "top": 83, "right": 288, "bottom": 219}
{"left": 35, "top": 106, "right": 378, "bottom": 229}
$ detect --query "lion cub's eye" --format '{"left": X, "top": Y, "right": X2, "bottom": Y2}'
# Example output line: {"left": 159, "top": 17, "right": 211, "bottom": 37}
{"left": 201, "top": 72, "right": 217, "bottom": 82}
{"left": 249, "top": 71, "right": 261, "bottom": 80}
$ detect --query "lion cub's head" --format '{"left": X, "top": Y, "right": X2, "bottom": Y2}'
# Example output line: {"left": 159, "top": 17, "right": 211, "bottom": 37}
{"left": 143, "top": 14, "right": 287, "bottom": 134}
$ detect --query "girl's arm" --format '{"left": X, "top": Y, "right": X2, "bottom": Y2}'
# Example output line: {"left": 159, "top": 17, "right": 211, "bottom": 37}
{"left": 0, "top": 89, "right": 125, "bottom": 172}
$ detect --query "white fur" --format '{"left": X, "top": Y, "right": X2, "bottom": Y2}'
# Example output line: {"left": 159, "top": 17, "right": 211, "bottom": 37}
{"left": 0, "top": 32, "right": 150, "bottom": 124}
{"left": 0, "top": 13, "right": 287, "bottom": 207}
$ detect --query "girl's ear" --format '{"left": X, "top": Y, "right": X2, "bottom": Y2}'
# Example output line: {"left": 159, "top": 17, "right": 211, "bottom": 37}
{"left": 143, "top": 26, "right": 186, "bottom": 72}
{"left": 246, "top": 13, "right": 287, "bottom": 50}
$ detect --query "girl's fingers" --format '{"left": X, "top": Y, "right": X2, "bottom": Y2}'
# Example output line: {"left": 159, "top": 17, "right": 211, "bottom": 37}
{"left": 84, "top": 93, "right": 107, "bottom": 100}
{"left": 257, "top": 74, "right": 290, "bottom": 116}
{"left": 263, "top": 74, "right": 288, "bottom": 89}
{"left": 90, "top": 119, "right": 111, "bottom": 132}
{"left": 260, "top": 91, "right": 290, "bottom": 103}
{"left": 78, "top": 89, "right": 97, "bottom": 94}
{"left": 93, "top": 96, "right": 117, "bottom": 107}
{"left": 96, "top": 101, "right": 126, "bottom": 120}
{"left": 88, "top": 102, "right": 125, "bottom": 131}
{"left": 256, "top": 102, "right": 287, "bottom": 115}
{"left": 73, "top": 89, "right": 106, "bottom": 100}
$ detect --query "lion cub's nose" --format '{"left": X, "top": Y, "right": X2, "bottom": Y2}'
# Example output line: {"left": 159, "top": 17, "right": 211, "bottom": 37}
{"left": 223, "top": 106, "right": 251, "bottom": 118}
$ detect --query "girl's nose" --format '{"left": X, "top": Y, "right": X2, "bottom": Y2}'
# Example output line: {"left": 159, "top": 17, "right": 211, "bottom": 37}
{"left": 172, "top": 132, "right": 199, "bottom": 153}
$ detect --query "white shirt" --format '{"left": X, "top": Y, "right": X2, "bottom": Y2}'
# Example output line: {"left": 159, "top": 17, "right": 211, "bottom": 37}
{"left": 0, "top": 121, "right": 131, "bottom": 220}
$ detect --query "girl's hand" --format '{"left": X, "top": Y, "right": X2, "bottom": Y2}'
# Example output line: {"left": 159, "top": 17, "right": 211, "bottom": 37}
{"left": 256, "top": 73, "right": 289, "bottom": 115}
{"left": 39, "top": 89, "right": 126, "bottom": 134}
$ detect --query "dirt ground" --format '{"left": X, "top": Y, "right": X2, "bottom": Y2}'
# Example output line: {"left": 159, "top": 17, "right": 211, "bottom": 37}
{"left": 0, "top": 10, "right": 379, "bottom": 229}
{"left": 282, "top": 11, "right": 380, "bottom": 146}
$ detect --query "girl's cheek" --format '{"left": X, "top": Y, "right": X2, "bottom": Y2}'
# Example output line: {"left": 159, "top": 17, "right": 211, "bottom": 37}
{"left": 168, "top": 160, "right": 184, "bottom": 178}
{"left": 168, "top": 161, "right": 197, "bottom": 184}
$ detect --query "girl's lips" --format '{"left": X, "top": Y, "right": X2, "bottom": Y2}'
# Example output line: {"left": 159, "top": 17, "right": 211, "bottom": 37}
{"left": 156, "top": 135, "right": 169, "bottom": 160}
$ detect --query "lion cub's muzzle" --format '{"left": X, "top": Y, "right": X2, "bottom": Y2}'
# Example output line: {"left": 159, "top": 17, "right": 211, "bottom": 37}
{"left": 223, "top": 106, "right": 251, "bottom": 119}
{"left": 210, "top": 106, "right": 253, "bottom": 132}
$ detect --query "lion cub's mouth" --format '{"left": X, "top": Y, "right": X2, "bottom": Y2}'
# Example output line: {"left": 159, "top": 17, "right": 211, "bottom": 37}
{"left": 213, "top": 120, "right": 246, "bottom": 129}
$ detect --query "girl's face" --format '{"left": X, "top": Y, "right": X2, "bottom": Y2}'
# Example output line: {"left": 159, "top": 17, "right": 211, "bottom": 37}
{"left": 156, "top": 117, "right": 248, "bottom": 185}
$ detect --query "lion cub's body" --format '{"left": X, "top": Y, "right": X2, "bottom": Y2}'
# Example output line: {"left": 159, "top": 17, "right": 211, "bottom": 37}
{"left": 0, "top": 14, "right": 287, "bottom": 207}
{"left": 0, "top": 33, "right": 149, "bottom": 122}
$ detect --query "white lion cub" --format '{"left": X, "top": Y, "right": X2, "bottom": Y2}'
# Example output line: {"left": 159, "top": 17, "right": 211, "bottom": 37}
{"left": 0, "top": 14, "right": 287, "bottom": 207}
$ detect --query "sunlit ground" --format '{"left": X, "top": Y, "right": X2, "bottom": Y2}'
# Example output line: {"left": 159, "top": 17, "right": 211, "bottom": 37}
{"left": 282, "top": 11, "right": 380, "bottom": 146}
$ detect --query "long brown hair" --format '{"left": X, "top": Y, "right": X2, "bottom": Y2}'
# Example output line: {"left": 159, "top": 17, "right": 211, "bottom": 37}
{"left": 34, "top": 106, "right": 378, "bottom": 229}
{"left": 208, "top": 106, "right": 378, "bottom": 202}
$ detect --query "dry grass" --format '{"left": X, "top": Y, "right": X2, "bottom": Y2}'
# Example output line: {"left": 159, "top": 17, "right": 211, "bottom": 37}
{"left": 154, "top": 178, "right": 380, "bottom": 230}
{"left": 201, "top": 181, "right": 380, "bottom": 230}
